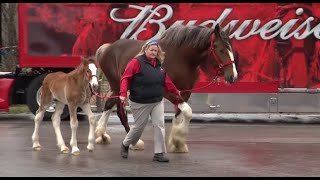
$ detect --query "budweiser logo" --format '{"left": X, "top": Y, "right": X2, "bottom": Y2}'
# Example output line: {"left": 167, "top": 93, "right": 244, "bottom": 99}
{"left": 110, "top": 4, "right": 320, "bottom": 40}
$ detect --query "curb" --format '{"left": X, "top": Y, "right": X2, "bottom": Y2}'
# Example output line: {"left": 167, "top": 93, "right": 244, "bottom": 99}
{"left": 0, "top": 113, "right": 35, "bottom": 120}
{"left": 2, "top": 112, "right": 320, "bottom": 124}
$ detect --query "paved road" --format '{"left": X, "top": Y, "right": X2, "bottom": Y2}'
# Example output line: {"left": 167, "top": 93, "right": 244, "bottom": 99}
{"left": 1, "top": 113, "right": 320, "bottom": 177}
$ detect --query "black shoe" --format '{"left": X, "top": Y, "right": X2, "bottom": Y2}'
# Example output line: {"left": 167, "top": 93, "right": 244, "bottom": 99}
{"left": 121, "top": 142, "right": 129, "bottom": 159}
{"left": 153, "top": 153, "right": 170, "bottom": 162}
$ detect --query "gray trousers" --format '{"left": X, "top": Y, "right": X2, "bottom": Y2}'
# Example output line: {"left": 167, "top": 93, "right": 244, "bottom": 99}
{"left": 123, "top": 99, "right": 166, "bottom": 154}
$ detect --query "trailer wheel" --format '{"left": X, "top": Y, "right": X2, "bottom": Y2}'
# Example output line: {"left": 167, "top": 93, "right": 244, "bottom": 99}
{"left": 26, "top": 74, "right": 70, "bottom": 121}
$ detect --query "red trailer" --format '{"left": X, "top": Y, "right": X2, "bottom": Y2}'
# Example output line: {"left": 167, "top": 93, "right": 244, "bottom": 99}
{"left": 1, "top": 3, "right": 320, "bottom": 118}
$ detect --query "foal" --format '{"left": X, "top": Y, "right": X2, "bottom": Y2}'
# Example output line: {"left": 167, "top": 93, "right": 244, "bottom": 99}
{"left": 32, "top": 57, "right": 99, "bottom": 155}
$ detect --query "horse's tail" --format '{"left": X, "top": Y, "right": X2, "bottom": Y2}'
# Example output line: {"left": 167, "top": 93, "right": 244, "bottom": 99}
{"left": 95, "top": 43, "right": 112, "bottom": 63}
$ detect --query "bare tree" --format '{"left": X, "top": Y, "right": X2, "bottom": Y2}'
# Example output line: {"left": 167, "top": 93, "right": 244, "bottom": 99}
{"left": 0, "top": 3, "right": 18, "bottom": 72}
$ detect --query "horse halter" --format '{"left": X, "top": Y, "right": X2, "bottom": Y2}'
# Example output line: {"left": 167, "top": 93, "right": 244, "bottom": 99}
{"left": 208, "top": 32, "right": 234, "bottom": 76}
{"left": 85, "top": 71, "right": 95, "bottom": 81}
{"left": 84, "top": 71, "right": 98, "bottom": 96}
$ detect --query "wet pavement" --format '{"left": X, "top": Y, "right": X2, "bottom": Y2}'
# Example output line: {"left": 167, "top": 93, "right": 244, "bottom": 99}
{"left": 1, "top": 113, "right": 320, "bottom": 177}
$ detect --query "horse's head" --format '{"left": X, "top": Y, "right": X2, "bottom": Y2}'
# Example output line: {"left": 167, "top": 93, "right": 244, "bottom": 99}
{"left": 80, "top": 56, "right": 99, "bottom": 91}
{"left": 210, "top": 24, "right": 238, "bottom": 84}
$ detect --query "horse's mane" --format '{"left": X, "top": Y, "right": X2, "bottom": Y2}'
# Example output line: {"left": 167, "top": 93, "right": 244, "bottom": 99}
{"left": 159, "top": 25, "right": 214, "bottom": 49}
{"left": 160, "top": 25, "right": 234, "bottom": 80}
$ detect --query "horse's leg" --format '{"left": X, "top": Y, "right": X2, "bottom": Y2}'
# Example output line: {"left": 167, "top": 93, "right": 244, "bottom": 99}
{"left": 116, "top": 102, "right": 144, "bottom": 150}
{"left": 32, "top": 107, "right": 45, "bottom": 150}
{"left": 32, "top": 87, "right": 52, "bottom": 151}
{"left": 51, "top": 101, "right": 69, "bottom": 153}
{"left": 168, "top": 102, "right": 192, "bottom": 153}
{"left": 68, "top": 105, "right": 80, "bottom": 155}
{"left": 95, "top": 95, "right": 117, "bottom": 144}
{"left": 80, "top": 103, "right": 96, "bottom": 152}
{"left": 167, "top": 92, "right": 193, "bottom": 153}
{"left": 32, "top": 108, "right": 46, "bottom": 151}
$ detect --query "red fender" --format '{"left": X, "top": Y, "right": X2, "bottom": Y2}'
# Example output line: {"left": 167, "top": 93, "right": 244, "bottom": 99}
{"left": 0, "top": 78, "right": 15, "bottom": 112}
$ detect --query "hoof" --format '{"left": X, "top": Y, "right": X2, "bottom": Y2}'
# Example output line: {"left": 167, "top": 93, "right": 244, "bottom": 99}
{"left": 130, "top": 139, "right": 144, "bottom": 151}
{"left": 72, "top": 151, "right": 80, "bottom": 156}
{"left": 169, "top": 149, "right": 189, "bottom": 153}
{"left": 61, "top": 146, "right": 70, "bottom": 154}
{"left": 168, "top": 144, "right": 189, "bottom": 153}
{"left": 95, "top": 136, "right": 104, "bottom": 144}
{"left": 102, "top": 133, "right": 111, "bottom": 144}
{"left": 95, "top": 134, "right": 111, "bottom": 144}
{"left": 61, "top": 150, "right": 69, "bottom": 154}
{"left": 33, "top": 146, "right": 41, "bottom": 151}
{"left": 72, "top": 147, "right": 80, "bottom": 155}
{"left": 87, "top": 145, "right": 94, "bottom": 152}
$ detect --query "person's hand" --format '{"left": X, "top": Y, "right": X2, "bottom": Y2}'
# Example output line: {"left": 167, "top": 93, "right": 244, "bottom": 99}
{"left": 119, "top": 96, "right": 126, "bottom": 104}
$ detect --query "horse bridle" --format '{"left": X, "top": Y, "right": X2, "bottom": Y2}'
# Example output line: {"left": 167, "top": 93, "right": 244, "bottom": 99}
{"left": 208, "top": 32, "right": 235, "bottom": 77}
{"left": 85, "top": 72, "right": 97, "bottom": 95}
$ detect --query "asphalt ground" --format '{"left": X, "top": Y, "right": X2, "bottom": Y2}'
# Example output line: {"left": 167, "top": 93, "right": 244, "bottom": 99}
{"left": 1, "top": 112, "right": 320, "bottom": 177}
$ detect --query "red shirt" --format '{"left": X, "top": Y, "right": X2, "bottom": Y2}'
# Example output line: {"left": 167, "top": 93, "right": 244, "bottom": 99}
{"left": 120, "top": 57, "right": 180, "bottom": 99}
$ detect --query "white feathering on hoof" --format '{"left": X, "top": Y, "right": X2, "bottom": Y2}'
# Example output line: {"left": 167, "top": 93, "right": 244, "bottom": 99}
{"left": 95, "top": 125, "right": 105, "bottom": 138}
{"left": 95, "top": 110, "right": 112, "bottom": 144}
{"left": 95, "top": 133, "right": 111, "bottom": 144}
{"left": 130, "top": 139, "right": 144, "bottom": 150}
{"left": 168, "top": 102, "right": 192, "bottom": 153}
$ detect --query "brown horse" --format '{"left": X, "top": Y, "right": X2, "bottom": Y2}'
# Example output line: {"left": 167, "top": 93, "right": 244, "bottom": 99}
{"left": 32, "top": 57, "right": 99, "bottom": 155}
{"left": 95, "top": 24, "right": 238, "bottom": 153}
